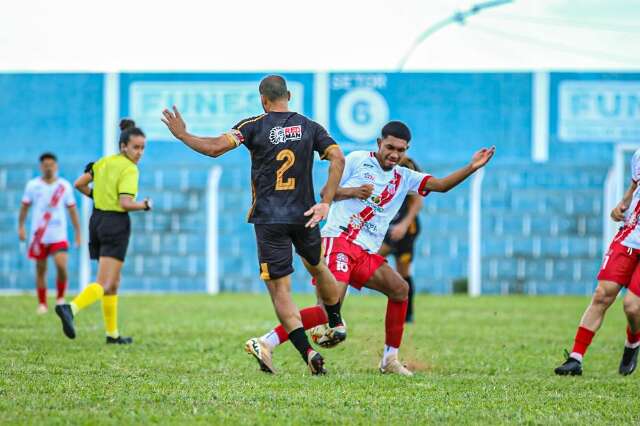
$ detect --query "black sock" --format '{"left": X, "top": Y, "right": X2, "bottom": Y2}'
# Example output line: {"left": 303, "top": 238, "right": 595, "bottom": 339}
{"left": 324, "top": 301, "right": 343, "bottom": 328}
{"left": 405, "top": 276, "right": 414, "bottom": 321}
{"left": 288, "top": 327, "right": 312, "bottom": 361}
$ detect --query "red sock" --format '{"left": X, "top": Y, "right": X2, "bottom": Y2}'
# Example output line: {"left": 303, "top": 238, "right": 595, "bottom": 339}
{"left": 626, "top": 326, "right": 640, "bottom": 344}
{"left": 572, "top": 326, "right": 595, "bottom": 356}
{"left": 56, "top": 279, "right": 67, "bottom": 299}
{"left": 385, "top": 299, "right": 408, "bottom": 348}
{"left": 37, "top": 287, "right": 47, "bottom": 306}
{"left": 273, "top": 306, "right": 328, "bottom": 344}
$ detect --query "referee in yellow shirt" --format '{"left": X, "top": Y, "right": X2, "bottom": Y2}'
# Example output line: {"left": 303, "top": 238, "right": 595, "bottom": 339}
{"left": 55, "top": 119, "right": 152, "bottom": 344}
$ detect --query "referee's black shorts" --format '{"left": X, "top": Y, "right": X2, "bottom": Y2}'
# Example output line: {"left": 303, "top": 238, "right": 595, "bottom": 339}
{"left": 89, "top": 209, "right": 131, "bottom": 262}
{"left": 253, "top": 223, "right": 322, "bottom": 281}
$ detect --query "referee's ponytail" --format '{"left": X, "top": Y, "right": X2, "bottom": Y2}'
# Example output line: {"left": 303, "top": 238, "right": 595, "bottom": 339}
{"left": 119, "top": 118, "right": 145, "bottom": 150}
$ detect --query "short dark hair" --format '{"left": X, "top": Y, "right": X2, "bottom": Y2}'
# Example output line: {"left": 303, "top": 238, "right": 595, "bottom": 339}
{"left": 381, "top": 121, "right": 411, "bottom": 143}
{"left": 259, "top": 75, "right": 288, "bottom": 102}
{"left": 119, "top": 118, "right": 145, "bottom": 147}
{"left": 39, "top": 152, "right": 57, "bottom": 162}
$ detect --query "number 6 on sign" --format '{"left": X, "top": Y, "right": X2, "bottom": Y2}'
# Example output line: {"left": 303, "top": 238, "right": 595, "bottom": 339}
{"left": 275, "top": 149, "right": 296, "bottom": 190}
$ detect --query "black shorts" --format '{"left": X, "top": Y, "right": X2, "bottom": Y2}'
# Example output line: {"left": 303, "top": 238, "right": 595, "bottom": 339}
{"left": 254, "top": 223, "right": 322, "bottom": 281}
{"left": 382, "top": 220, "right": 420, "bottom": 263}
{"left": 89, "top": 209, "right": 131, "bottom": 262}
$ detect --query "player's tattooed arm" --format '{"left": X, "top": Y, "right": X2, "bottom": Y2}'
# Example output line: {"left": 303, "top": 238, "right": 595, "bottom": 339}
{"left": 306, "top": 147, "right": 346, "bottom": 228}
{"left": 611, "top": 180, "right": 638, "bottom": 222}
{"left": 425, "top": 146, "right": 495, "bottom": 193}
{"left": 319, "top": 146, "right": 346, "bottom": 205}
{"left": 161, "top": 106, "right": 238, "bottom": 158}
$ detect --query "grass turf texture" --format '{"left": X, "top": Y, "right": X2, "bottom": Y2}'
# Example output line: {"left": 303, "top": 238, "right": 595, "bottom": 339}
{"left": 0, "top": 294, "right": 637, "bottom": 424}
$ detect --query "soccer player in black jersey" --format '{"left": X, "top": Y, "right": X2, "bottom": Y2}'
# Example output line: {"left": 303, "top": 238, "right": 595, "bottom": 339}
{"left": 378, "top": 157, "right": 424, "bottom": 323}
{"left": 161, "top": 75, "right": 346, "bottom": 375}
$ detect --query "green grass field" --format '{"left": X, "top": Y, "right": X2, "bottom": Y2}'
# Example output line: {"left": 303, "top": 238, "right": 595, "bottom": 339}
{"left": 0, "top": 293, "right": 638, "bottom": 424}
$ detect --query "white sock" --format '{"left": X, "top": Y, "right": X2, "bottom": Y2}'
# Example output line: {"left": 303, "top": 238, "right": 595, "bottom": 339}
{"left": 625, "top": 340, "right": 640, "bottom": 349}
{"left": 570, "top": 352, "right": 583, "bottom": 362}
{"left": 261, "top": 330, "right": 281, "bottom": 349}
{"left": 382, "top": 345, "right": 399, "bottom": 366}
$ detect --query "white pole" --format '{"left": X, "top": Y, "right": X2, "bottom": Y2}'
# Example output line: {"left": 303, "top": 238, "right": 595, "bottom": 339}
{"left": 532, "top": 71, "right": 549, "bottom": 163}
{"left": 469, "top": 168, "right": 485, "bottom": 297}
{"left": 206, "top": 166, "right": 223, "bottom": 294}
{"left": 103, "top": 73, "right": 119, "bottom": 156}
{"left": 78, "top": 195, "right": 92, "bottom": 291}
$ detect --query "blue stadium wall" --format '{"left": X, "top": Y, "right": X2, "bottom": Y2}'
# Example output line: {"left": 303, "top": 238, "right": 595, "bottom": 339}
{"left": 1, "top": 71, "right": 639, "bottom": 294}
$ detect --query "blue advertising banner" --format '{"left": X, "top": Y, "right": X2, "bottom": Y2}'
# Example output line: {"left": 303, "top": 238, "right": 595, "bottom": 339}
{"left": 327, "top": 72, "right": 533, "bottom": 163}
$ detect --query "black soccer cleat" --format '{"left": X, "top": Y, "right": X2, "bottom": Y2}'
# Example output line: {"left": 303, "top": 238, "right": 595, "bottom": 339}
{"left": 55, "top": 304, "right": 76, "bottom": 339}
{"left": 619, "top": 346, "right": 639, "bottom": 376}
{"left": 554, "top": 352, "right": 582, "bottom": 376}
{"left": 307, "top": 350, "right": 327, "bottom": 375}
{"left": 106, "top": 336, "right": 133, "bottom": 345}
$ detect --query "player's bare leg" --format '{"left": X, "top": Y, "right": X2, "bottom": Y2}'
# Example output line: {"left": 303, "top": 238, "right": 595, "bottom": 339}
{"left": 254, "top": 275, "right": 325, "bottom": 374}
{"left": 363, "top": 263, "right": 413, "bottom": 376}
{"left": 302, "top": 258, "right": 347, "bottom": 343}
{"left": 555, "top": 280, "right": 621, "bottom": 375}
{"left": 52, "top": 251, "right": 68, "bottom": 305}
{"left": 35, "top": 259, "right": 48, "bottom": 314}
{"left": 620, "top": 291, "right": 640, "bottom": 375}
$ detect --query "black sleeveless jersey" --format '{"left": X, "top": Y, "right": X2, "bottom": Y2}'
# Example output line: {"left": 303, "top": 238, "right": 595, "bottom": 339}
{"left": 233, "top": 112, "right": 339, "bottom": 224}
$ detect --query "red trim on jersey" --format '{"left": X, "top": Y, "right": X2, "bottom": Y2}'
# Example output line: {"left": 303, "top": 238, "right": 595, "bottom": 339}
{"left": 28, "top": 184, "right": 66, "bottom": 259}
{"left": 418, "top": 175, "right": 432, "bottom": 196}
{"left": 614, "top": 201, "right": 640, "bottom": 244}
{"left": 340, "top": 170, "right": 403, "bottom": 243}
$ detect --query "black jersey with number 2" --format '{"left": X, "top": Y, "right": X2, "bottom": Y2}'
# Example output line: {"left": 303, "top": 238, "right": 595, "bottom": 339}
{"left": 232, "top": 112, "right": 338, "bottom": 225}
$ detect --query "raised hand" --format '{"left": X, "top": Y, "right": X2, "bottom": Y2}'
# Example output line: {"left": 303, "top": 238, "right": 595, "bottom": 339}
{"left": 161, "top": 106, "right": 187, "bottom": 140}
{"left": 470, "top": 146, "right": 496, "bottom": 170}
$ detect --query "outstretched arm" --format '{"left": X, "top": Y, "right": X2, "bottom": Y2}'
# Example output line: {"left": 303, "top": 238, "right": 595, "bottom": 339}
{"left": 425, "top": 146, "right": 495, "bottom": 193}
{"left": 161, "top": 106, "right": 238, "bottom": 158}
{"left": 611, "top": 180, "right": 638, "bottom": 222}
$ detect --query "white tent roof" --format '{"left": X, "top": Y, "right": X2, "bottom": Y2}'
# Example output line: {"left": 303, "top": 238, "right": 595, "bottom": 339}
{"left": 1, "top": 0, "right": 639, "bottom": 71}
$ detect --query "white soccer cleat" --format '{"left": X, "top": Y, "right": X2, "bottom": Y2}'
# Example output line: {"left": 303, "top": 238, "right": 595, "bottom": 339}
{"left": 379, "top": 354, "right": 414, "bottom": 377}
{"left": 56, "top": 298, "right": 65, "bottom": 305}
{"left": 244, "top": 337, "right": 276, "bottom": 374}
{"left": 36, "top": 304, "right": 48, "bottom": 315}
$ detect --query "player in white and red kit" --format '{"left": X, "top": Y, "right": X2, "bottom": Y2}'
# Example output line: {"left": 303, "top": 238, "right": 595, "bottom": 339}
{"left": 18, "top": 153, "right": 81, "bottom": 314}
{"left": 555, "top": 149, "right": 640, "bottom": 376}
{"left": 246, "top": 121, "right": 495, "bottom": 375}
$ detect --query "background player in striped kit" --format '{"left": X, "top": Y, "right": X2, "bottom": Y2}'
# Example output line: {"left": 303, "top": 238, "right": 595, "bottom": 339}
{"left": 555, "top": 149, "right": 640, "bottom": 376}
{"left": 18, "top": 153, "right": 81, "bottom": 314}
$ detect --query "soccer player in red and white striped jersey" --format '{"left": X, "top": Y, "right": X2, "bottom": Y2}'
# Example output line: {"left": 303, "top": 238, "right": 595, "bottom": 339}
{"left": 555, "top": 149, "right": 640, "bottom": 376}
{"left": 18, "top": 153, "right": 81, "bottom": 314}
{"left": 246, "top": 121, "right": 495, "bottom": 375}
